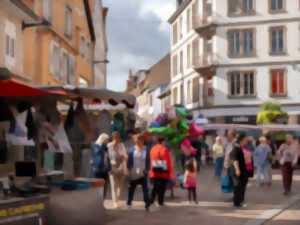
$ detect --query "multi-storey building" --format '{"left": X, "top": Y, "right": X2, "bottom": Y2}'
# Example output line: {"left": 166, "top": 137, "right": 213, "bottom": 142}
{"left": 169, "top": 0, "right": 300, "bottom": 124}
{"left": 125, "top": 54, "right": 170, "bottom": 124}
{"left": 90, "top": 0, "right": 108, "bottom": 88}
{"left": 0, "top": 0, "right": 39, "bottom": 84}
{"left": 23, "top": 0, "right": 96, "bottom": 87}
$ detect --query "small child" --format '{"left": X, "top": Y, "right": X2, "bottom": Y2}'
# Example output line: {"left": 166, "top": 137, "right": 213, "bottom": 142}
{"left": 184, "top": 158, "right": 198, "bottom": 204}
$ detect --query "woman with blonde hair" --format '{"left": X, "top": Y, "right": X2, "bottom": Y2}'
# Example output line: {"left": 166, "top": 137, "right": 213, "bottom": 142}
{"left": 108, "top": 131, "right": 128, "bottom": 208}
{"left": 92, "top": 133, "right": 110, "bottom": 199}
{"left": 213, "top": 136, "right": 225, "bottom": 177}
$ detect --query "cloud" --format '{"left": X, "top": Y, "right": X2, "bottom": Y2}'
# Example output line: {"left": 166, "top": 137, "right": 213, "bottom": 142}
{"left": 103, "top": 0, "right": 175, "bottom": 91}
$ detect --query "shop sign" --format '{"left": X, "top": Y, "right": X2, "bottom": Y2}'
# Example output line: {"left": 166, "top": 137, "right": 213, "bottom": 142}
{"left": 0, "top": 203, "right": 45, "bottom": 218}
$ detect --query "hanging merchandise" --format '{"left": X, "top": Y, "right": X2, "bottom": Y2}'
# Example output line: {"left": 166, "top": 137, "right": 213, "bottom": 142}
{"left": 64, "top": 102, "right": 74, "bottom": 131}
{"left": 97, "top": 110, "right": 112, "bottom": 136}
{"left": 25, "top": 108, "right": 37, "bottom": 140}
{"left": 6, "top": 107, "right": 35, "bottom": 146}
{"left": 0, "top": 99, "right": 15, "bottom": 133}
{"left": 113, "top": 112, "right": 126, "bottom": 140}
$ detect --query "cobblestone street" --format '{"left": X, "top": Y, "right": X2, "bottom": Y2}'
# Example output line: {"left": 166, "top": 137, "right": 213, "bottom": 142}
{"left": 102, "top": 166, "right": 300, "bottom": 225}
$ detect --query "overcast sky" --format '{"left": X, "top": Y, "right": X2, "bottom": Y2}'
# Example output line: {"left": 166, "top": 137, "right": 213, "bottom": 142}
{"left": 104, "top": 0, "right": 175, "bottom": 91}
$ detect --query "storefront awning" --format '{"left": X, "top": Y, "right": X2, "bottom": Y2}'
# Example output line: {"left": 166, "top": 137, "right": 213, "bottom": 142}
{"left": 0, "top": 68, "right": 66, "bottom": 97}
{"left": 37, "top": 86, "right": 136, "bottom": 108}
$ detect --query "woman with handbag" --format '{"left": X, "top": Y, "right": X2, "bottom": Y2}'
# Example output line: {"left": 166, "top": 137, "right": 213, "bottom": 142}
{"left": 149, "top": 137, "right": 173, "bottom": 207}
{"left": 126, "top": 134, "right": 150, "bottom": 210}
{"left": 229, "top": 133, "right": 249, "bottom": 208}
{"left": 108, "top": 131, "right": 128, "bottom": 208}
{"left": 92, "top": 133, "right": 111, "bottom": 199}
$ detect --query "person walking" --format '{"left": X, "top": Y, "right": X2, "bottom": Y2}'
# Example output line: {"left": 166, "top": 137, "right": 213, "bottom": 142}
{"left": 191, "top": 136, "right": 202, "bottom": 171}
{"left": 254, "top": 136, "right": 272, "bottom": 186}
{"left": 229, "top": 133, "right": 249, "bottom": 208}
{"left": 184, "top": 158, "right": 198, "bottom": 204}
{"left": 108, "top": 131, "right": 128, "bottom": 208}
{"left": 277, "top": 134, "right": 299, "bottom": 196}
{"left": 149, "top": 137, "right": 173, "bottom": 207}
{"left": 92, "top": 133, "right": 111, "bottom": 199}
{"left": 224, "top": 130, "right": 236, "bottom": 170}
{"left": 126, "top": 134, "right": 150, "bottom": 210}
{"left": 213, "top": 136, "right": 225, "bottom": 178}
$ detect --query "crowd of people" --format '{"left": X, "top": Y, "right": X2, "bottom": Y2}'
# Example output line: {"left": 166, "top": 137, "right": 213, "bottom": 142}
{"left": 91, "top": 129, "right": 300, "bottom": 210}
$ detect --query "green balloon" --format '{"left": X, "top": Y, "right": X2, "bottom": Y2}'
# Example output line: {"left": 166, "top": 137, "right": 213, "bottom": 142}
{"left": 177, "top": 108, "right": 187, "bottom": 117}
{"left": 169, "top": 134, "right": 187, "bottom": 146}
{"left": 149, "top": 127, "right": 177, "bottom": 138}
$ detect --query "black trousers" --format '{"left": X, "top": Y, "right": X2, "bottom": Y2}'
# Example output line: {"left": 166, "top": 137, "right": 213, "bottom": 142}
{"left": 233, "top": 177, "right": 248, "bottom": 207}
{"left": 151, "top": 178, "right": 167, "bottom": 206}
{"left": 93, "top": 170, "right": 109, "bottom": 200}
{"left": 187, "top": 187, "right": 197, "bottom": 202}
{"left": 127, "top": 177, "right": 150, "bottom": 208}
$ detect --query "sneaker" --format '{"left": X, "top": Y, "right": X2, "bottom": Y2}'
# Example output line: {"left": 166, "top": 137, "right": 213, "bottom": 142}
{"left": 126, "top": 205, "right": 132, "bottom": 209}
{"left": 194, "top": 201, "right": 199, "bottom": 205}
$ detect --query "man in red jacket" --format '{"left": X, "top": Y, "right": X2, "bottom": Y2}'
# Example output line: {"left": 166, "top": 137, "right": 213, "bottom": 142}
{"left": 149, "top": 137, "right": 173, "bottom": 206}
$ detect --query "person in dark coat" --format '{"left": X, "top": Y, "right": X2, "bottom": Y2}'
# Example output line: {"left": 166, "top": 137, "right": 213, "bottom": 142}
{"left": 92, "top": 133, "right": 111, "bottom": 199}
{"left": 229, "top": 133, "right": 249, "bottom": 208}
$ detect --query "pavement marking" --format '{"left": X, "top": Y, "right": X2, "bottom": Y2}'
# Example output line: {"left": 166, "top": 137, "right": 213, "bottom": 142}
{"left": 244, "top": 194, "right": 300, "bottom": 225}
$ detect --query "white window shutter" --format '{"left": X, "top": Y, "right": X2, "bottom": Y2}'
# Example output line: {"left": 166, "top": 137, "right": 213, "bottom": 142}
{"left": 69, "top": 55, "right": 75, "bottom": 85}
{"left": 59, "top": 49, "right": 65, "bottom": 82}
{"left": 50, "top": 41, "right": 55, "bottom": 76}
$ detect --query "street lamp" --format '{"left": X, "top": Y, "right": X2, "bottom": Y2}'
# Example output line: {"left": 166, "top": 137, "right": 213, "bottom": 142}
{"left": 93, "top": 59, "right": 110, "bottom": 64}
{"left": 22, "top": 19, "right": 51, "bottom": 30}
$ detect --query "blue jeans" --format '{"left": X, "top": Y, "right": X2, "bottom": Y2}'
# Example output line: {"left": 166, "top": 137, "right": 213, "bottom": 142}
{"left": 196, "top": 157, "right": 201, "bottom": 171}
{"left": 214, "top": 157, "right": 224, "bottom": 177}
{"left": 256, "top": 164, "right": 270, "bottom": 184}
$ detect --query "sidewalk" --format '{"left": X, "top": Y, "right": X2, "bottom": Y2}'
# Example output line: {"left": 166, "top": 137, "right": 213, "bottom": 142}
{"left": 263, "top": 200, "right": 300, "bottom": 225}
{"left": 102, "top": 166, "right": 300, "bottom": 225}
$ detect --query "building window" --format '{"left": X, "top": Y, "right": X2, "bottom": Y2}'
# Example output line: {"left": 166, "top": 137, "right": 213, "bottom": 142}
{"left": 149, "top": 94, "right": 153, "bottom": 106}
{"left": 192, "top": 77, "right": 200, "bottom": 103}
{"left": 269, "top": 0, "right": 284, "bottom": 13}
{"left": 187, "top": 8, "right": 191, "bottom": 33}
{"left": 173, "top": 87, "right": 178, "bottom": 105}
{"left": 172, "top": 54, "right": 178, "bottom": 77}
{"left": 65, "top": 6, "right": 73, "bottom": 38}
{"left": 50, "top": 42, "right": 60, "bottom": 79}
{"left": 180, "top": 84, "right": 184, "bottom": 104}
{"left": 5, "top": 35, "right": 14, "bottom": 58}
{"left": 187, "top": 44, "right": 191, "bottom": 68}
{"left": 228, "top": 0, "right": 255, "bottom": 16}
{"left": 86, "top": 42, "right": 91, "bottom": 63}
{"left": 270, "top": 69, "right": 286, "bottom": 96}
{"left": 187, "top": 80, "right": 192, "bottom": 104}
{"left": 173, "top": 22, "right": 178, "bottom": 45}
{"left": 228, "top": 71, "right": 256, "bottom": 97}
{"left": 80, "top": 36, "right": 86, "bottom": 58}
{"left": 179, "top": 17, "right": 183, "bottom": 40}
{"left": 192, "top": 39, "right": 199, "bottom": 65}
{"left": 228, "top": 29, "right": 255, "bottom": 57}
{"left": 269, "top": 27, "right": 286, "bottom": 55}
{"left": 43, "top": 0, "right": 52, "bottom": 21}
{"left": 205, "top": 0, "right": 212, "bottom": 17}
{"left": 179, "top": 51, "right": 183, "bottom": 73}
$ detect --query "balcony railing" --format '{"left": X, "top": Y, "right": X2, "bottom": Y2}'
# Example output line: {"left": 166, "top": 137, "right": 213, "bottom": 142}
{"left": 192, "top": 14, "right": 217, "bottom": 36}
{"left": 193, "top": 53, "right": 218, "bottom": 69}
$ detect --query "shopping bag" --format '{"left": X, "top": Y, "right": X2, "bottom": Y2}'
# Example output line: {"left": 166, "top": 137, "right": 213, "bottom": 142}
{"left": 221, "top": 176, "right": 233, "bottom": 194}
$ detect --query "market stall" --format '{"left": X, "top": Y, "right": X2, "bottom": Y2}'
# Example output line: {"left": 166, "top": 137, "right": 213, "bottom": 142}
{"left": 0, "top": 68, "right": 136, "bottom": 225}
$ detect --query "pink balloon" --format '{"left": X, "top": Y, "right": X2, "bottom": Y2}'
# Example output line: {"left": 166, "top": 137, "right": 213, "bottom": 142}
{"left": 189, "top": 123, "right": 205, "bottom": 137}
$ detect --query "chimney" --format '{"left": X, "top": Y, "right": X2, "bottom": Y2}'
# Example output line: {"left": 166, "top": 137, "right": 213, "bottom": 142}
{"left": 176, "top": 0, "right": 183, "bottom": 9}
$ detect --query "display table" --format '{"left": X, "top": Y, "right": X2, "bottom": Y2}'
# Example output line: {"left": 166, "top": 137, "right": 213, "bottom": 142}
{"left": 48, "top": 180, "right": 105, "bottom": 225}
{"left": 0, "top": 194, "right": 49, "bottom": 225}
